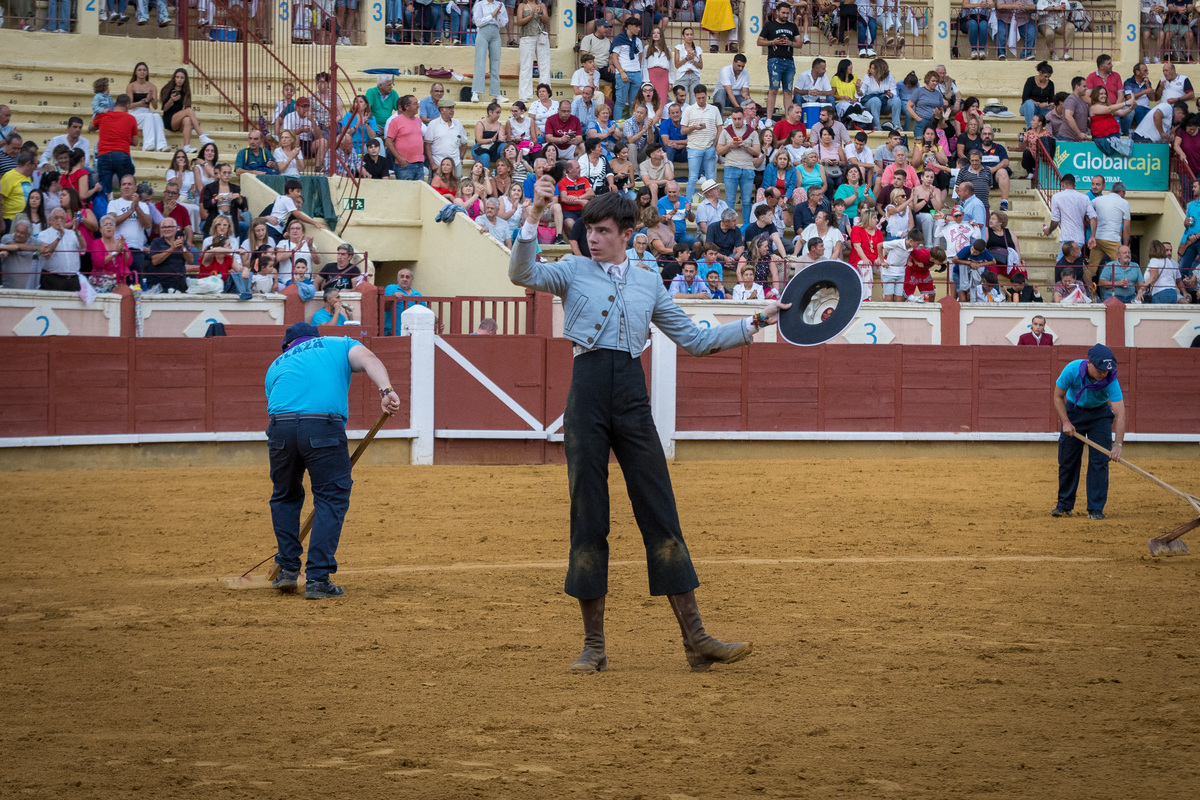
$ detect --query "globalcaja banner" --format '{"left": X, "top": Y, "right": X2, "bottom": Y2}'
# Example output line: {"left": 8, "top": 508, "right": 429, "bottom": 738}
{"left": 1047, "top": 142, "right": 1169, "bottom": 191}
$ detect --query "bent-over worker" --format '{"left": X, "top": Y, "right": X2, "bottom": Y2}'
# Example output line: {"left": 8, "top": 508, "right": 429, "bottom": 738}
{"left": 1052, "top": 343, "right": 1126, "bottom": 521}
{"left": 264, "top": 322, "right": 401, "bottom": 599}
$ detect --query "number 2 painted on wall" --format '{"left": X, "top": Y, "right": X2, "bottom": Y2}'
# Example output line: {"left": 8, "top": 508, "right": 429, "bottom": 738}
{"left": 85, "top": 0, "right": 95, "bottom": 11}
{"left": 563, "top": 9, "right": 573, "bottom": 28}
{"left": 373, "top": 1, "right": 382, "bottom": 21}
{"left": 937, "top": 20, "right": 947, "bottom": 39}
{"left": 1127, "top": 23, "right": 1137, "bottom": 42}
{"left": 750, "top": 15, "right": 759, "bottom": 35}
{"left": 36, "top": 315, "right": 49, "bottom": 336}
{"left": 279, "top": 0, "right": 289, "bottom": 22}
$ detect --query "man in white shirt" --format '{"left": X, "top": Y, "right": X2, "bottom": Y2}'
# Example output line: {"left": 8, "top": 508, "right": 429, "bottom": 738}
{"left": 1089, "top": 180, "right": 1131, "bottom": 274}
{"left": 844, "top": 130, "right": 876, "bottom": 188}
{"left": 37, "top": 117, "right": 91, "bottom": 169}
{"left": 713, "top": 54, "right": 752, "bottom": 112}
{"left": 471, "top": 0, "right": 511, "bottom": 103}
{"left": 36, "top": 208, "right": 82, "bottom": 291}
{"left": 281, "top": 97, "right": 326, "bottom": 165}
{"left": 423, "top": 98, "right": 469, "bottom": 175}
{"left": 571, "top": 53, "right": 603, "bottom": 95}
{"left": 1044, "top": 173, "right": 1098, "bottom": 259}
{"left": 1157, "top": 61, "right": 1195, "bottom": 105}
{"left": 679, "top": 84, "right": 722, "bottom": 201}
{"left": 793, "top": 58, "right": 834, "bottom": 107}
{"left": 1132, "top": 100, "right": 1173, "bottom": 142}
{"left": 107, "top": 173, "right": 152, "bottom": 276}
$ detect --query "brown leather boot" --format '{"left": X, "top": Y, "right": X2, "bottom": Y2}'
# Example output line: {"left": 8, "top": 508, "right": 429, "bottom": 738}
{"left": 668, "top": 591, "right": 752, "bottom": 669}
{"left": 570, "top": 596, "right": 607, "bottom": 673}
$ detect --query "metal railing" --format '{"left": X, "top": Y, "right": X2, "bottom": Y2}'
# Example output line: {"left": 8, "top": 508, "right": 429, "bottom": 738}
{"left": 746, "top": 1, "right": 930, "bottom": 60}
{"left": 1026, "top": 134, "right": 1063, "bottom": 207}
{"left": 949, "top": 4, "right": 1119, "bottom": 63}
{"left": 385, "top": 0, "right": 557, "bottom": 48}
{"left": 380, "top": 291, "right": 535, "bottom": 335}
{"left": 1171, "top": 147, "right": 1198, "bottom": 206}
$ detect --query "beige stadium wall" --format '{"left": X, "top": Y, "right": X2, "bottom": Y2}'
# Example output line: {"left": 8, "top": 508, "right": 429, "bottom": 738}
{"left": 0, "top": 0, "right": 1146, "bottom": 99}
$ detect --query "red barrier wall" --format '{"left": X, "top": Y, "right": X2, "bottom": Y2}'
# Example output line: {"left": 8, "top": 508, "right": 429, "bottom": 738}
{"left": 1, "top": 338, "right": 1197, "bottom": 444}
{"left": 0, "top": 336, "right": 410, "bottom": 438}
{"left": 676, "top": 344, "right": 1200, "bottom": 434}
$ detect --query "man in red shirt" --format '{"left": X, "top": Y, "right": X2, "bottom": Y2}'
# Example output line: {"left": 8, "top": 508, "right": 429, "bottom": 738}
{"left": 543, "top": 100, "right": 583, "bottom": 159}
{"left": 772, "top": 103, "right": 806, "bottom": 147}
{"left": 385, "top": 94, "right": 426, "bottom": 181}
{"left": 555, "top": 158, "right": 593, "bottom": 235}
{"left": 155, "top": 179, "right": 193, "bottom": 242}
{"left": 1085, "top": 54, "right": 1124, "bottom": 109}
{"left": 93, "top": 94, "right": 139, "bottom": 202}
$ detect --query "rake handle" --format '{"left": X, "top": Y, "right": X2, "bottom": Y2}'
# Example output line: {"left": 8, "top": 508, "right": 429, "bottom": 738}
{"left": 261, "top": 413, "right": 390, "bottom": 581}
{"left": 1069, "top": 432, "right": 1200, "bottom": 513}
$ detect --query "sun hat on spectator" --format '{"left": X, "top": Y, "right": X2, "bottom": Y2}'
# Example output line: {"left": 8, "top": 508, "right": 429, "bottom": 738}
{"left": 698, "top": 178, "right": 719, "bottom": 195}
{"left": 437, "top": 97, "right": 456, "bottom": 109}
{"left": 595, "top": 19, "right": 611, "bottom": 27}
{"left": 282, "top": 322, "right": 320, "bottom": 351}
{"left": 295, "top": 97, "right": 311, "bottom": 107}
{"left": 950, "top": 206, "right": 964, "bottom": 217}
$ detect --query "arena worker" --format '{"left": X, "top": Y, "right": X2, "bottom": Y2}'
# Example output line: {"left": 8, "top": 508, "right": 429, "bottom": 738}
{"left": 509, "top": 179, "right": 789, "bottom": 673}
{"left": 264, "top": 323, "right": 401, "bottom": 599}
{"left": 1052, "top": 344, "right": 1126, "bottom": 522}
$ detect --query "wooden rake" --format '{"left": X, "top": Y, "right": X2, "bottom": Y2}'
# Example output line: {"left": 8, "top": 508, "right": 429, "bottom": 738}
{"left": 1071, "top": 432, "right": 1199, "bottom": 557}
{"left": 221, "top": 413, "right": 390, "bottom": 589}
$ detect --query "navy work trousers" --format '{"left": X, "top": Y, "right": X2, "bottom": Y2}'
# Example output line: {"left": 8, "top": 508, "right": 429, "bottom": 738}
{"left": 267, "top": 415, "right": 353, "bottom": 582}
{"left": 563, "top": 348, "right": 700, "bottom": 600}
{"left": 1057, "top": 403, "right": 1114, "bottom": 515}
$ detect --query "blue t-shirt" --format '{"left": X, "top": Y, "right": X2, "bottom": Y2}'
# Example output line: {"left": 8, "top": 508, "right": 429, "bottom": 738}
{"left": 659, "top": 117, "right": 684, "bottom": 145}
{"left": 523, "top": 173, "right": 559, "bottom": 199}
{"left": 265, "top": 336, "right": 360, "bottom": 419}
{"left": 955, "top": 245, "right": 992, "bottom": 264}
{"left": 1056, "top": 359, "right": 1124, "bottom": 409}
{"left": 694, "top": 259, "right": 723, "bottom": 281}
{"left": 657, "top": 196, "right": 689, "bottom": 235}
{"left": 312, "top": 308, "right": 346, "bottom": 326}
{"left": 419, "top": 96, "right": 440, "bottom": 121}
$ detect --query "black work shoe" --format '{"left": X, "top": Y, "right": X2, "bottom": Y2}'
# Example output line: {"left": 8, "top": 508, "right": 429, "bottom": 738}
{"left": 272, "top": 568, "right": 299, "bottom": 592}
{"left": 305, "top": 579, "right": 346, "bottom": 599}
{"left": 1051, "top": 507, "right": 1073, "bottom": 517}
{"left": 1088, "top": 512, "right": 1107, "bottom": 520}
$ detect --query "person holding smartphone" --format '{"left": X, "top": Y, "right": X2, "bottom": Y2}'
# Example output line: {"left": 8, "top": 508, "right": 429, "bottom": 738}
{"left": 146, "top": 216, "right": 193, "bottom": 293}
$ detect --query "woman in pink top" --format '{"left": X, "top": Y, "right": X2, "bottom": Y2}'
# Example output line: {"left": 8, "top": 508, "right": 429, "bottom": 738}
{"left": 88, "top": 214, "right": 132, "bottom": 291}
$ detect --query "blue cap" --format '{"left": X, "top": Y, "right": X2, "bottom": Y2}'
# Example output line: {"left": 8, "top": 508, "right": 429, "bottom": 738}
{"left": 1088, "top": 343, "right": 1116, "bottom": 372}
{"left": 282, "top": 322, "right": 320, "bottom": 351}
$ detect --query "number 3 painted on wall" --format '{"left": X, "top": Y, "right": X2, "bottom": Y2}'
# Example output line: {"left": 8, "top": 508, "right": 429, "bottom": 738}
{"left": 279, "top": 0, "right": 289, "bottom": 22}
{"left": 864, "top": 322, "right": 877, "bottom": 344}
{"left": 1127, "top": 23, "right": 1137, "bottom": 42}
{"left": 937, "top": 20, "right": 947, "bottom": 39}
{"left": 750, "top": 15, "right": 759, "bottom": 35}
{"left": 373, "top": 1, "right": 382, "bottom": 21}
{"left": 563, "top": 8, "right": 573, "bottom": 28}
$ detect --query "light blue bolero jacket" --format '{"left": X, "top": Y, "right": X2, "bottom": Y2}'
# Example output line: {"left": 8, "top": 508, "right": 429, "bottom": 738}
{"left": 509, "top": 234, "right": 752, "bottom": 358}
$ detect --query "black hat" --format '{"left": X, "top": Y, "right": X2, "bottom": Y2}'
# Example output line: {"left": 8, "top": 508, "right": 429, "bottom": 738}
{"left": 1088, "top": 343, "right": 1116, "bottom": 372}
{"left": 777, "top": 260, "right": 864, "bottom": 346}
{"left": 282, "top": 321, "right": 320, "bottom": 351}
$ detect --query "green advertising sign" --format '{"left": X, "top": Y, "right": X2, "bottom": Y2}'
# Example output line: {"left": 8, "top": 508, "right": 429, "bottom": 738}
{"left": 1046, "top": 142, "right": 1170, "bottom": 191}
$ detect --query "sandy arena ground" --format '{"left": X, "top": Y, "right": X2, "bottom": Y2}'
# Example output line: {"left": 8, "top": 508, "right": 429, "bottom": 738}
{"left": 3, "top": 456, "right": 1200, "bottom": 799}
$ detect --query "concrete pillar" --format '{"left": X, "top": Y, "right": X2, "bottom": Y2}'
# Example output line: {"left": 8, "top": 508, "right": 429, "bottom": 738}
{"left": 78, "top": 0, "right": 98, "bottom": 34}
{"left": 938, "top": 296, "right": 960, "bottom": 345}
{"left": 550, "top": 0, "right": 574, "bottom": 84}
{"left": 401, "top": 304, "right": 435, "bottom": 465}
{"left": 365, "top": 0, "right": 385, "bottom": 48}
{"left": 741, "top": 1, "right": 766, "bottom": 86}
{"left": 1119, "top": 0, "right": 1139, "bottom": 69}
{"left": 931, "top": 0, "right": 951, "bottom": 65}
